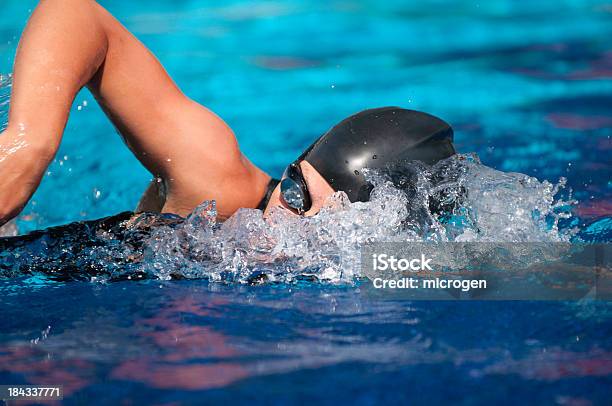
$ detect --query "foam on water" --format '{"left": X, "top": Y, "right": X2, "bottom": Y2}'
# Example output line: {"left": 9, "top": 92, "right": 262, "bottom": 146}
{"left": 121, "top": 153, "right": 576, "bottom": 284}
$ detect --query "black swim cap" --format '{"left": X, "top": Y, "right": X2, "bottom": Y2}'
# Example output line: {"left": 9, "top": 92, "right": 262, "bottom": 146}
{"left": 299, "top": 107, "right": 456, "bottom": 202}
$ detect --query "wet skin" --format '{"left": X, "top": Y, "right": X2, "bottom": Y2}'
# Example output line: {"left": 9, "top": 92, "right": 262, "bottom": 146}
{"left": 0, "top": 0, "right": 270, "bottom": 227}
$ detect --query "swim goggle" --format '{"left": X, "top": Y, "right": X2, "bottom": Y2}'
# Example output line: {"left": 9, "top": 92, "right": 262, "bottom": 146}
{"left": 280, "top": 161, "right": 312, "bottom": 214}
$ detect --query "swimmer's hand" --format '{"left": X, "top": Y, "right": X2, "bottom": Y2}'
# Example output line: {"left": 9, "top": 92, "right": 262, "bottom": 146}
{"left": 0, "top": 127, "right": 54, "bottom": 226}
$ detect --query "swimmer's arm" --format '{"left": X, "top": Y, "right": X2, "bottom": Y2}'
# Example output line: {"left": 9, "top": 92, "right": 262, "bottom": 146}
{"left": 0, "top": 0, "right": 264, "bottom": 225}
{"left": 1, "top": 0, "right": 109, "bottom": 225}
{"left": 0, "top": 0, "right": 117, "bottom": 225}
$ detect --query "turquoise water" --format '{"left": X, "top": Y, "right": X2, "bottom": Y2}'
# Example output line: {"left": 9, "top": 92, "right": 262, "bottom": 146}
{"left": 1, "top": 0, "right": 611, "bottom": 404}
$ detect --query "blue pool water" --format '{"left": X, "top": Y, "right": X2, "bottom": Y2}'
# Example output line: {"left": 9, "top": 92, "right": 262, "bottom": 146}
{"left": 1, "top": 0, "right": 611, "bottom": 404}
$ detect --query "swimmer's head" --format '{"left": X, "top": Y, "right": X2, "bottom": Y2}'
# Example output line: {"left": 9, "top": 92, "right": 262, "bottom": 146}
{"left": 264, "top": 107, "right": 456, "bottom": 216}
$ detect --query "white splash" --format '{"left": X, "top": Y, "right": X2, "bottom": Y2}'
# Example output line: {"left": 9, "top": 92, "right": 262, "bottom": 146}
{"left": 0, "top": 219, "right": 18, "bottom": 237}
{"left": 131, "top": 154, "right": 576, "bottom": 284}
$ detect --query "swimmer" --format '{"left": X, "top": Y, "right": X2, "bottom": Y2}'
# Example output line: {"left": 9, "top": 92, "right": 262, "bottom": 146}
{"left": 0, "top": 0, "right": 455, "bottom": 230}
{"left": 264, "top": 107, "right": 455, "bottom": 216}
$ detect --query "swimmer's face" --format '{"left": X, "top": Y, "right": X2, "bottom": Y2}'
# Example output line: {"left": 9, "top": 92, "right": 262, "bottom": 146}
{"left": 264, "top": 161, "right": 335, "bottom": 217}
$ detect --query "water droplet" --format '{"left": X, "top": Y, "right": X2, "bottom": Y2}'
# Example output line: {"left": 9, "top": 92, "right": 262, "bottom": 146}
{"left": 372, "top": 154, "right": 377, "bottom": 159}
